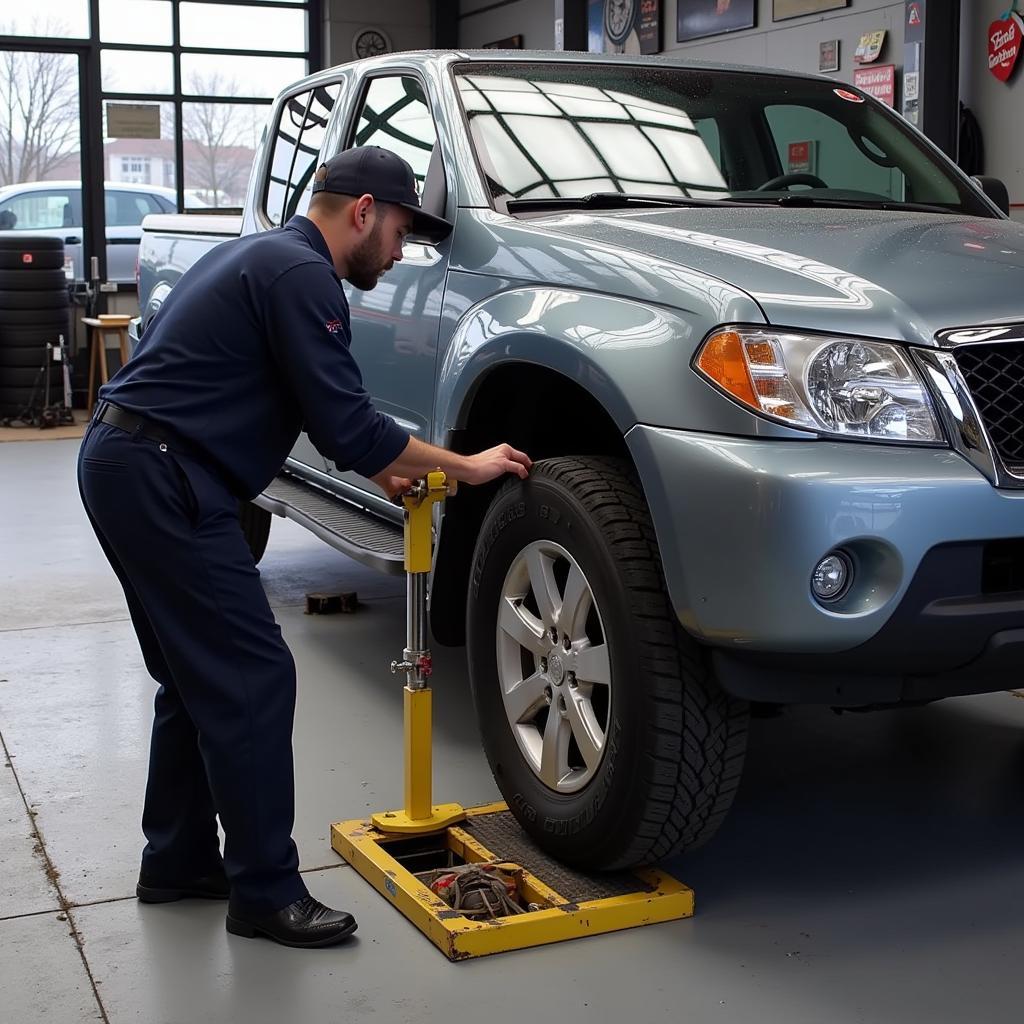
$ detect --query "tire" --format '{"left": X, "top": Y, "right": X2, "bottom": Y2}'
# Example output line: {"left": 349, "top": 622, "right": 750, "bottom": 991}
{"left": 0, "top": 366, "right": 53, "bottom": 388}
{"left": 0, "top": 237, "right": 64, "bottom": 251}
{"left": 0, "top": 386, "right": 42, "bottom": 413}
{"left": 0, "top": 289, "right": 68, "bottom": 310}
{"left": 0, "top": 308, "right": 70, "bottom": 327}
{"left": 467, "top": 456, "right": 749, "bottom": 870}
{"left": 0, "top": 344, "right": 52, "bottom": 368}
{"left": 0, "top": 326, "right": 67, "bottom": 350}
{"left": 239, "top": 500, "right": 271, "bottom": 563}
{"left": 0, "top": 250, "right": 65, "bottom": 270}
{"left": 0, "top": 269, "right": 68, "bottom": 289}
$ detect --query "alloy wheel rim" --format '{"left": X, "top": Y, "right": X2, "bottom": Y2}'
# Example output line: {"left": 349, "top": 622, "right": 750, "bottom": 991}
{"left": 496, "top": 540, "right": 612, "bottom": 794}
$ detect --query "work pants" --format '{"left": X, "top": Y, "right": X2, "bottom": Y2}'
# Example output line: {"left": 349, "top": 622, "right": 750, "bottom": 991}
{"left": 77, "top": 418, "right": 307, "bottom": 913}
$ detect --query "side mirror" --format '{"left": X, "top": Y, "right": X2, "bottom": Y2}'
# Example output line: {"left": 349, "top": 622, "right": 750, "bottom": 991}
{"left": 972, "top": 175, "right": 1010, "bottom": 216}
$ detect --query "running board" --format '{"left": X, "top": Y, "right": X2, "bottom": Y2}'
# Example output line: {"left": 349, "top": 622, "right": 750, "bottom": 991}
{"left": 254, "top": 472, "right": 404, "bottom": 575}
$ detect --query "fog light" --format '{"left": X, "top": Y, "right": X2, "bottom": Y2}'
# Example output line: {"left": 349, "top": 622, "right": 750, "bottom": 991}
{"left": 812, "top": 552, "right": 851, "bottom": 601}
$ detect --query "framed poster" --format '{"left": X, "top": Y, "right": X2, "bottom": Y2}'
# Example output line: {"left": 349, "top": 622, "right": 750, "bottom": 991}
{"left": 677, "top": 0, "right": 755, "bottom": 43}
{"left": 774, "top": 0, "right": 848, "bottom": 21}
{"left": 589, "top": 0, "right": 661, "bottom": 54}
{"left": 819, "top": 39, "right": 839, "bottom": 72}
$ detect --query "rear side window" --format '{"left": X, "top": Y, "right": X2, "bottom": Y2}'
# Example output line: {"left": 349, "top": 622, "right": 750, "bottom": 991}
{"left": 264, "top": 83, "right": 341, "bottom": 227}
{"left": 105, "top": 191, "right": 165, "bottom": 227}
{"left": 0, "top": 189, "right": 79, "bottom": 230}
{"left": 352, "top": 76, "right": 436, "bottom": 188}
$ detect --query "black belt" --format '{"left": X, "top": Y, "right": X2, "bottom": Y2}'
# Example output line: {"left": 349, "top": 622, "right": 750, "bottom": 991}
{"left": 96, "top": 401, "right": 196, "bottom": 457}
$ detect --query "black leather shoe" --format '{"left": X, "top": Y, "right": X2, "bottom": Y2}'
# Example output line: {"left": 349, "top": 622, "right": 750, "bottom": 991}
{"left": 225, "top": 896, "right": 358, "bottom": 948}
{"left": 137, "top": 870, "right": 230, "bottom": 904}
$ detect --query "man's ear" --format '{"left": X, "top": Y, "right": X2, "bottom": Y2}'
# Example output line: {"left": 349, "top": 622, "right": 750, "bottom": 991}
{"left": 353, "top": 193, "right": 375, "bottom": 232}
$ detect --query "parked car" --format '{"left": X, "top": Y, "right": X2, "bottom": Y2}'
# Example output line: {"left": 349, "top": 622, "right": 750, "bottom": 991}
{"left": 136, "top": 52, "right": 1024, "bottom": 871}
{"left": 0, "top": 180, "right": 180, "bottom": 284}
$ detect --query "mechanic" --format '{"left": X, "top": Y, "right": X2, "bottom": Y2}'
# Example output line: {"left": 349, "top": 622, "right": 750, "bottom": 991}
{"left": 77, "top": 147, "right": 531, "bottom": 950}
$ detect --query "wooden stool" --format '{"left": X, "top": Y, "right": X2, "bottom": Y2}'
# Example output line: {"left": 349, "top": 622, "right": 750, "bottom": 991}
{"left": 83, "top": 316, "right": 132, "bottom": 413}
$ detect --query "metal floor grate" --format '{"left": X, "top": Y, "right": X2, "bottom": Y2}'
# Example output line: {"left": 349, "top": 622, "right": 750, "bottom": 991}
{"left": 462, "top": 810, "right": 655, "bottom": 903}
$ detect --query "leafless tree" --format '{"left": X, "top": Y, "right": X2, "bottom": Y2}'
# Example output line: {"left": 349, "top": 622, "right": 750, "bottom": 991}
{"left": 0, "top": 29, "right": 80, "bottom": 187}
{"left": 182, "top": 73, "right": 259, "bottom": 207}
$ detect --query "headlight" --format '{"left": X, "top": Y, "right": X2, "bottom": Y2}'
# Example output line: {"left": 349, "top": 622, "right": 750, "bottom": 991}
{"left": 694, "top": 328, "right": 943, "bottom": 442}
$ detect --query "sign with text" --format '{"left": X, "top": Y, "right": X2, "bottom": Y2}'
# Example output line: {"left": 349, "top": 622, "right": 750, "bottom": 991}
{"left": 787, "top": 140, "right": 817, "bottom": 173}
{"left": 854, "top": 29, "right": 886, "bottom": 63}
{"left": 105, "top": 103, "right": 161, "bottom": 139}
{"left": 988, "top": 12, "right": 1023, "bottom": 82}
{"left": 854, "top": 63, "right": 896, "bottom": 107}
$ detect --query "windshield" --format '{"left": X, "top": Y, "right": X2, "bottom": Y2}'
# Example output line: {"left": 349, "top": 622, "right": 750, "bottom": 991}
{"left": 454, "top": 62, "right": 992, "bottom": 217}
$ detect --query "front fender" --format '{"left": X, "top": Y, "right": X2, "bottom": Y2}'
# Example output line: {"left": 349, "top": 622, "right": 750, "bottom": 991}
{"left": 435, "top": 283, "right": 779, "bottom": 440}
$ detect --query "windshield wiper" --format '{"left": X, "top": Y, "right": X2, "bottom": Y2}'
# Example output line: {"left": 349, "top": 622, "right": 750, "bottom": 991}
{"left": 730, "top": 194, "right": 954, "bottom": 215}
{"left": 506, "top": 192, "right": 761, "bottom": 213}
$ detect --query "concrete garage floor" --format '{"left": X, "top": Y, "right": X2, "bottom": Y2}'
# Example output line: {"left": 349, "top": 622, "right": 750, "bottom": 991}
{"left": 2, "top": 437, "right": 1024, "bottom": 1024}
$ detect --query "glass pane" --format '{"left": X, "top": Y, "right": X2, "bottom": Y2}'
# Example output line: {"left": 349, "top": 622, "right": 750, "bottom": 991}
{"left": 181, "top": 54, "right": 307, "bottom": 99}
{"left": 1, "top": 1, "right": 90, "bottom": 38}
{"left": 0, "top": 189, "right": 79, "bottom": 230}
{"left": 353, "top": 77, "right": 436, "bottom": 185}
{"left": 102, "top": 49, "right": 175, "bottom": 94}
{"left": 183, "top": 101, "right": 268, "bottom": 208}
{"left": 99, "top": 0, "right": 173, "bottom": 45}
{"left": 104, "top": 101, "right": 177, "bottom": 198}
{"left": 264, "top": 84, "right": 341, "bottom": 226}
{"left": 180, "top": 3, "right": 307, "bottom": 52}
{"left": 0, "top": 50, "right": 81, "bottom": 188}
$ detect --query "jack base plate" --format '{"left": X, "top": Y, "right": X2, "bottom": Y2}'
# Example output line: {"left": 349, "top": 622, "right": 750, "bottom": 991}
{"left": 370, "top": 803, "right": 466, "bottom": 834}
{"left": 331, "top": 802, "right": 693, "bottom": 961}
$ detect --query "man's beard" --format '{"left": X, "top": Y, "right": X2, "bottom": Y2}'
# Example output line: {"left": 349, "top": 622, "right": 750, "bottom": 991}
{"left": 347, "top": 216, "right": 391, "bottom": 290}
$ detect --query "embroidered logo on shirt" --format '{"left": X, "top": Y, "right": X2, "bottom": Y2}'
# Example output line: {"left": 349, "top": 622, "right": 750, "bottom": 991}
{"left": 325, "top": 319, "right": 344, "bottom": 334}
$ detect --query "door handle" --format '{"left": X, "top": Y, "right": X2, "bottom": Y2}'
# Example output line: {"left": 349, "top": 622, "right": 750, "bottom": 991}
{"left": 65, "top": 236, "right": 80, "bottom": 244}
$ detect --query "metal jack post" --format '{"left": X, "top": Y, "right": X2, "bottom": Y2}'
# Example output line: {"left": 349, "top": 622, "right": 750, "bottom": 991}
{"left": 371, "top": 471, "right": 466, "bottom": 835}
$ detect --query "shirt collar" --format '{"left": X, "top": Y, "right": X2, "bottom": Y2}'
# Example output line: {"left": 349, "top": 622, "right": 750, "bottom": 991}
{"left": 285, "top": 215, "right": 334, "bottom": 267}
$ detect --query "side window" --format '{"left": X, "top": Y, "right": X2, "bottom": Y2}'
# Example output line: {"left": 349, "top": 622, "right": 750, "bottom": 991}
{"left": 264, "top": 83, "right": 341, "bottom": 227}
{"left": 352, "top": 76, "right": 436, "bottom": 189}
{"left": 0, "top": 189, "right": 78, "bottom": 230}
{"left": 105, "top": 191, "right": 164, "bottom": 227}
{"left": 694, "top": 118, "right": 722, "bottom": 172}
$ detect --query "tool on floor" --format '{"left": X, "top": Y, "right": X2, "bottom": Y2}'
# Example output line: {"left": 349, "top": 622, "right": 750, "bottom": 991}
{"left": 331, "top": 472, "right": 693, "bottom": 961}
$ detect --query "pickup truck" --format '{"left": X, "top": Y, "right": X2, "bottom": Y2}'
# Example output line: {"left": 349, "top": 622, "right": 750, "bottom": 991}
{"left": 136, "top": 50, "right": 1024, "bottom": 871}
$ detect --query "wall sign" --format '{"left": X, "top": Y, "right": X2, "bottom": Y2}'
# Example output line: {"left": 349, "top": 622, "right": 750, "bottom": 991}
{"left": 105, "top": 103, "right": 161, "bottom": 139}
{"left": 774, "top": 0, "right": 847, "bottom": 19}
{"left": 854, "top": 30, "right": 886, "bottom": 63}
{"left": 677, "top": 0, "right": 755, "bottom": 43}
{"left": 589, "top": 0, "right": 661, "bottom": 53}
{"left": 988, "top": 8, "right": 1023, "bottom": 82}
{"left": 787, "top": 140, "right": 817, "bottom": 173}
{"left": 819, "top": 39, "right": 840, "bottom": 72}
{"left": 854, "top": 63, "right": 896, "bottom": 107}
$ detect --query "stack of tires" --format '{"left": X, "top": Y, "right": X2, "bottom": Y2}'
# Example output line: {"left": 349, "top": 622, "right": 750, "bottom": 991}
{"left": 0, "top": 237, "right": 70, "bottom": 418}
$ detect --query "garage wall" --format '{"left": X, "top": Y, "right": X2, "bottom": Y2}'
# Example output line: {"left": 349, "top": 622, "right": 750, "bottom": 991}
{"left": 962, "top": 3, "right": 1024, "bottom": 217}
{"left": 324, "top": 0, "right": 433, "bottom": 67}
{"left": 458, "top": 0, "right": 556, "bottom": 49}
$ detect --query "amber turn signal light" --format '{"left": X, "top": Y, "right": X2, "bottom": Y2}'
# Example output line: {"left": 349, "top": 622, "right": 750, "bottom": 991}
{"left": 694, "top": 330, "right": 758, "bottom": 407}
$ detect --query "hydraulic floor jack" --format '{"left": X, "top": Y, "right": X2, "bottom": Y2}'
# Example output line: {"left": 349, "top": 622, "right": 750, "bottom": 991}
{"left": 331, "top": 472, "right": 693, "bottom": 961}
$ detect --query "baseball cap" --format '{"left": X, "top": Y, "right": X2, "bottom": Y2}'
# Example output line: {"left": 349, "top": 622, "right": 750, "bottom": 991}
{"left": 311, "top": 146, "right": 452, "bottom": 243}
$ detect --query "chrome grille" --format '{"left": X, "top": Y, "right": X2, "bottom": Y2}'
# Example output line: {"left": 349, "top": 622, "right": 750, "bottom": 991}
{"left": 954, "top": 342, "right": 1024, "bottom": 469}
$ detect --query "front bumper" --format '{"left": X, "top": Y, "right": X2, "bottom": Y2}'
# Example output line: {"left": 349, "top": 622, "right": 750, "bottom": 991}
{"left": 627, "top": 426, "right": 1024, "bottom": 700}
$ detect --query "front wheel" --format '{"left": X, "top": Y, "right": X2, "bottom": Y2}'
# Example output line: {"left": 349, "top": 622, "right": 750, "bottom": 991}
{"left": 467, "top": 456, "right": 749, "bottom": 870}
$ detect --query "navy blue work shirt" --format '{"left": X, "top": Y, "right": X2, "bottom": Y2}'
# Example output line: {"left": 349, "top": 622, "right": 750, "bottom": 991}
{"left": 99, "top": 215, "right": 409, "bottom": 499}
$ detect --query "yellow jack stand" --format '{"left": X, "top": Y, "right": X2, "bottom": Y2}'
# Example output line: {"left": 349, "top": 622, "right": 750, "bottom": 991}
{"left": 331, "top": 472, "right": 694, "bottom": 961}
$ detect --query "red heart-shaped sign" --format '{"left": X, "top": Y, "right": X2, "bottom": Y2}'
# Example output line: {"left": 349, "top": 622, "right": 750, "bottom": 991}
{"left": 989, "top": 13, "right": 1023, "bottom": 82}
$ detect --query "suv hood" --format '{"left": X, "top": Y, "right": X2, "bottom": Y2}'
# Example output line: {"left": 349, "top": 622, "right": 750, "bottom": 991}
{"left": 535, "top": 207, "right": 1024, "bottom": 345}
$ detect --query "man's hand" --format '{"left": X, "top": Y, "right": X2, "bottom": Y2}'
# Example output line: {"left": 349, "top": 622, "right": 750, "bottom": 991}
{"left": 371, "top": 472, "right": 413, "bottom": 499}
{"left": 374, "top": 436, "right": 532, "bottom": 489}
{"left": 460, "top": 444, "right": 532, "bottom": 485}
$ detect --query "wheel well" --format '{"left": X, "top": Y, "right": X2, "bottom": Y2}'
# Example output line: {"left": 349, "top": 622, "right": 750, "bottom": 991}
{"left": 431, "top": 364, "right": 632, "bottom": 646}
